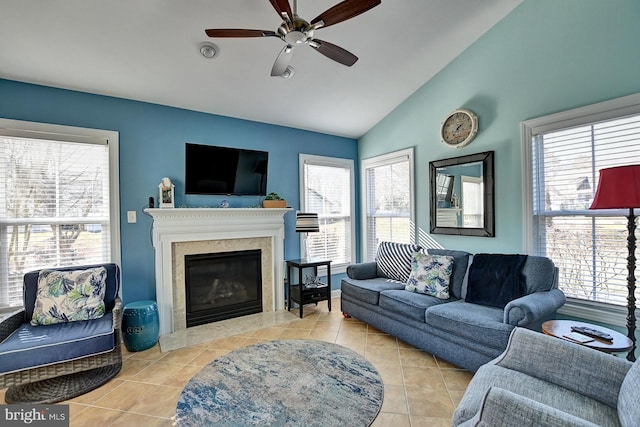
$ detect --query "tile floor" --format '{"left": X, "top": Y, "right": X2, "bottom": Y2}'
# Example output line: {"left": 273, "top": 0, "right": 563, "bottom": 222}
{"left": 0, "top": 298, "right": 473, "bottom": 426}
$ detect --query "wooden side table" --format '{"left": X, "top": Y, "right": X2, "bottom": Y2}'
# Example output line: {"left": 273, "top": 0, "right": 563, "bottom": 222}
{"left": 286, "top": 258, "right": 332, "bottom": 318}
{"left": 542, "top": 320, "right": 633, "bottom": 354}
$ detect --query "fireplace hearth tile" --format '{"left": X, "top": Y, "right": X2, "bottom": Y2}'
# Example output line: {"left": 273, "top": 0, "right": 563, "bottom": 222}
{"left": 159, "top": 310, "right": 298, "bottom": 352}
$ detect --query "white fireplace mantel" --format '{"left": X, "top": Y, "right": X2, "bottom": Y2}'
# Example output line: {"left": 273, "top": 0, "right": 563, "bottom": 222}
{"left": 144, "top": 207, "right": 292, "bottom": 336}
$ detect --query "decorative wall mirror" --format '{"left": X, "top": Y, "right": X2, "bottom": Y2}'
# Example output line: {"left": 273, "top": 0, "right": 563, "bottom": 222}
{"left": 429, "top": 151, "right": 494, "bottom": 237}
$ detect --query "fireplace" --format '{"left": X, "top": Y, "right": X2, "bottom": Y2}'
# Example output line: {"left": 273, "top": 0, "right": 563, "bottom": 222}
{"left": 145, "top": 207, "right": 290, "bottom": 336}
{"left": 185, "top": 250, "right": 262, "bottom": 327}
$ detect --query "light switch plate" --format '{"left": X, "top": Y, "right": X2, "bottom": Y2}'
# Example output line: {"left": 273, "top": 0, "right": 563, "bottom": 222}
{"left": 127, "top": 211, "right": 137, "bottom": 223}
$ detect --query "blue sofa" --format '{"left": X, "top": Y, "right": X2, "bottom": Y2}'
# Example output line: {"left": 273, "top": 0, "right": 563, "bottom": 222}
{"left": 340, "top": 246, "right": 566, "bottom": 372}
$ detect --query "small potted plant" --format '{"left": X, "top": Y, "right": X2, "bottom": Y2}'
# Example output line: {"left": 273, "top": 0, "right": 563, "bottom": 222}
{"left": 263, "top": 192, "right": 286, "bottom": 208}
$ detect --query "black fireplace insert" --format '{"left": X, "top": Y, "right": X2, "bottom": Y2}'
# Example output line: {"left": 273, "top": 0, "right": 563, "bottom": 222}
{"left": 185, "top": 249, "right": 262, "bottom": 327}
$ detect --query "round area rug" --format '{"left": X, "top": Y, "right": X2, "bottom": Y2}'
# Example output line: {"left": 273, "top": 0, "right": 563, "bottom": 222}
{"left": 175, "top": 339, "right": 383, "bottom": 427}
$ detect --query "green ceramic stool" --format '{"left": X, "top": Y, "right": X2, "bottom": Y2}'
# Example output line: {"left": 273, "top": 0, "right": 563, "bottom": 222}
{"left": 122, "top": 300, "right": 159, "bottom": 352}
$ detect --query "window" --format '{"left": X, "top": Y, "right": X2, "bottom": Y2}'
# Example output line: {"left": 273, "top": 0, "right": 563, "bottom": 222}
{"left": 522, "top": 93, "right": 640, "bottom": 323}
{"left": 299, "top": 154, "right": 355, "bottom": 273}
{"left": 362, "top": 148, "right": 415, "bottom": 261}
{"left": 0, "top": 119, "right": 120, "bottom": 310}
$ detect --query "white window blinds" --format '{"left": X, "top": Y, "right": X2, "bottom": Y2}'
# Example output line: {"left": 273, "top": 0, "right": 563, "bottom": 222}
{"left": 363, "top": 148, "right": 414, "bottom": 261}
{"left": 300, "top": 155, "right": 355, "bottom": 269}
{"left": 0, "top": 133, "right": 112, "bottom": 309}
{"left": 530, "top": 113, "right": 640, "bottom": 306}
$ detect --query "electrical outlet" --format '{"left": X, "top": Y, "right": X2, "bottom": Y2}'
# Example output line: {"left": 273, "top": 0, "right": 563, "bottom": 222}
{"left": 127, "top": 211, "right": 137, "bottom": 223}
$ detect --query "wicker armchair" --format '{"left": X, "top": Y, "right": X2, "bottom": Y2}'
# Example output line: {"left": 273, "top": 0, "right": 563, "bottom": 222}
{"left": 0, "top": 263, "right": 123, "bottom": 402}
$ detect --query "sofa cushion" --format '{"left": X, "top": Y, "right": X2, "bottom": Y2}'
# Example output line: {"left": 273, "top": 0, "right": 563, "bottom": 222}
{"left": 465, "top": 254, "right": 528, "bottom": 309}
{"left": 425, "top": 300, "right": 514, "bottom": 350}
{"left": 405, "top": 253, "right": 454, "bottom": 299}
{"left": 379, "top": 289, "right": 450, "bottom": 323}
{"left": 618, "top": 360, "right": 640, "bottom": 427}
{"left": 375, "top": 241, "right": 422, "bottom": 283}
{"left": 427, "top": 249, "right": 471, "bottom": 299}
{"left": 31, "top": 267, "right": 107, "bottom": 326}
{"left": 0, "top": 313, "right": 115, "bottom": 374}
{"left": 341, "top": 277, "right": 406, "bottom": 306}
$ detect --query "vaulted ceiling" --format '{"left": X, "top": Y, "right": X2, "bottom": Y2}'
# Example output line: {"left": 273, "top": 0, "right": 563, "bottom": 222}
{"left": 0, "top": 0, "right": 522, "bottom": 138}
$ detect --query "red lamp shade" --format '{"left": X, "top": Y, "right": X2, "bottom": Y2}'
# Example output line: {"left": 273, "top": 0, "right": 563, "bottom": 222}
{"left": 589, "top": 165, "right": 640, "bottom": 210}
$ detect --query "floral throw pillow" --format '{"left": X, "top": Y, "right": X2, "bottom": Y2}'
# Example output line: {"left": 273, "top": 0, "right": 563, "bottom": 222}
{"left": 405, "top": 253, "right": 454, "bottom": 299}
{"left": 31, "top": 267, "right": 107, "bottom": 326}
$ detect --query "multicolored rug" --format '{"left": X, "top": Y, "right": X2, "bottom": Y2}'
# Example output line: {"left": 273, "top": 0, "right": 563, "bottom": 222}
{"left": 175, "top": 339, "right": 383, "bottom": 426}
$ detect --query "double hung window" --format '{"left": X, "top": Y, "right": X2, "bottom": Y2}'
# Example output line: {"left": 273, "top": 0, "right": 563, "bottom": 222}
{"left": 0, "top": 119, "right": 120, "bottom": 310}
{"left": 522, "top": 94, "right": 640, "bottom": 321}
{"left": 299, "top": 154, "right": 355, "bottom": 273}
{"left": 362, "top": 148, "right": 415, "bottom": 261}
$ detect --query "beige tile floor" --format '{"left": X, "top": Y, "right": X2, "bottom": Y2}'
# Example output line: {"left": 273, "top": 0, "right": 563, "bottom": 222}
{"left": 1, "top": 298, "right": 473, "bottom": 426}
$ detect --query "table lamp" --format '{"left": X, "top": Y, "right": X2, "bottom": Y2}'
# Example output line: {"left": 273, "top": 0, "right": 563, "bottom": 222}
{"left": 296, "top": 212, "right": 320, "bottom": 259}
{"left": 589, "top": 164, "right": 640, "bottom": 362}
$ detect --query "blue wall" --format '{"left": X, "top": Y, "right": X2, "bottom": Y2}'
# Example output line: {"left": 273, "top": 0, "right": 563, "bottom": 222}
{"left": 0, "top": 79, "right": 357, "bottom": 304}
{"left": 359, "top": 0, "right": 640, "bottom": 254}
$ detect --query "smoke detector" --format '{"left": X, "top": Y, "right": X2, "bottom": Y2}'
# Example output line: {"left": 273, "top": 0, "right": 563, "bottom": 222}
{"left": 199, "top": 43, "right": 218, "bottom": 59}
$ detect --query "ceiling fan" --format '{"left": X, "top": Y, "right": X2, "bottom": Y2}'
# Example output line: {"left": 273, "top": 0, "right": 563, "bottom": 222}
{"left": 205, "top": 0, "right": 381, "bottom": 77}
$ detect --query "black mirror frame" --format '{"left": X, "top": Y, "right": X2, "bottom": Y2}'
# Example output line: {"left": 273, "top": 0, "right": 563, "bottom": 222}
{"left": 429, "top": 150, "right": 495, "bottom": 237}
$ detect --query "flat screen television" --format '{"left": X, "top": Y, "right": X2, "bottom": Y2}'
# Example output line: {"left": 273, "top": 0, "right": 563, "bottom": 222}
{"left": 185, "top": 143, "right": 268, "bottom": 196}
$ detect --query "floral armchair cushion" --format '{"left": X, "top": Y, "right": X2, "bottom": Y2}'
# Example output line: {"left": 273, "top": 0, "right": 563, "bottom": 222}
{"left": 31, "top": 267, "right": 107, "bottom": 326}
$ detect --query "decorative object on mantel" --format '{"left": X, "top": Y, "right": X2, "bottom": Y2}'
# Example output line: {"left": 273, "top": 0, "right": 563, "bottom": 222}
{"left": 219, "top": 199, "right": 230, "bottom": 208}
{"left": 263, "top": 192, "right": 286, "bottom": 208}
{"left": 589, "top": 164, "right": 640, "bottom": 362}
{"left": 159, "top": 177, "right": 175, "bottom": 208}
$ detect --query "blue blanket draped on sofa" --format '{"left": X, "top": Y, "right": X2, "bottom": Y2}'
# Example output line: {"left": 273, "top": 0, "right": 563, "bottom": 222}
{"left": 465, "top": 254, "right": 528, "bottom": 309}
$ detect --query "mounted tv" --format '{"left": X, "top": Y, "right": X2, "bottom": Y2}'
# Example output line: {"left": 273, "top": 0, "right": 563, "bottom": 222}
{"left": 185, "top": 143, "right": 268, "bottom": 196}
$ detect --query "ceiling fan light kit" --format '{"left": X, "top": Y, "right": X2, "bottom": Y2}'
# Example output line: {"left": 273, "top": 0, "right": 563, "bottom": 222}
{"left": 204, "top": 0, "right": 381, "bottom": 77}
{"left": 280, "top": 66, "right": 295, "bottom": 79}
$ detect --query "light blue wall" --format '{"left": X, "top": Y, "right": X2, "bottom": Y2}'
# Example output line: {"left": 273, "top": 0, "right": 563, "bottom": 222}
{"left": 0, "top": 79, "right": 358, "bottom": 304}
{"left": 359, "top": 0, "right": 640, "bottom": 254}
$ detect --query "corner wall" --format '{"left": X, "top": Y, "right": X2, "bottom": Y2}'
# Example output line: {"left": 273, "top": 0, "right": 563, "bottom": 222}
{"left": 358, "top": 0, "right": 640, "bottom": 254}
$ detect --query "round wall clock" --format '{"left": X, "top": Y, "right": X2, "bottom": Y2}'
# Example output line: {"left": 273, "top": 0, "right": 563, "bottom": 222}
{"left": 440, "top": 109, "right": 479, "bottom": 148}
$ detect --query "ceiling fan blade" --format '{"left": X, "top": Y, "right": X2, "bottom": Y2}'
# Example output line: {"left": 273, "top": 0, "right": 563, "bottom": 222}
{"left": 310, "top": 39, "right": 358, "bottom": 66}
{"left": 271, "top": 45, "right": 294, "bottom": 76}
{"left": 310, "top": 0, "right": 381, "bottom": 29}
{"left": 205, "top": 29, "right": 277, "bottom": 38}
{"left": 269, "top": 0, "right": 294, "bottom": 22}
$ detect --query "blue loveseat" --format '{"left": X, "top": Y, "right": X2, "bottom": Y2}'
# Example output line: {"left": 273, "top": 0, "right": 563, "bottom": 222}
{"left": 340, "top": 244, "right": 566, "bottom": 372}
{"left": 0, "top": 263, "right": 122, "bottom": 393}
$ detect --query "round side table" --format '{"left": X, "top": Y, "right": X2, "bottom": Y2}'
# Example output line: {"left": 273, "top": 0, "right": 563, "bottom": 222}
{"left": 542, "top": 320, "right": 632, "bottom": 354}
{"left": 122, "top": 300, "right": 159, "bottom": 352}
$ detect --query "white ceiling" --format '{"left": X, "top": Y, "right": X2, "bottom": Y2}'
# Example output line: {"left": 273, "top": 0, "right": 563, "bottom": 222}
{"left": 0, "top": 0, "right": 522, "bottom": 139}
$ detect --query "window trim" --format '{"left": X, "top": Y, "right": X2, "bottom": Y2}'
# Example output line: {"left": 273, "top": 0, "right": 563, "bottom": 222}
{"left": 299, "top": 153, "right": 356, "bottom": 275}
{"left": 0, "top": 118, "right": 122, "bottom": 277}
{"left": 361, "top": 147, "right": 415, "bottom": 262}
{"left": 520, "top": 93, "right": 640, "bottom": 325}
